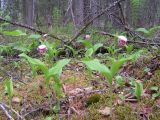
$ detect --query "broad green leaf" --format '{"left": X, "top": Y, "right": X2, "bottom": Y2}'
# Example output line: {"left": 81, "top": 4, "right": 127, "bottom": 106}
{"left": 116, "top": 75, "right": 125, "bottom": 87}
{"left": 3, "top": 30, "right": 26, "bottom": 36}
{"left": 152, "top": 93, "right": 160, "bottom": 99}
{"left": 148, "top": 26, "right": 160, "bottom": 36}
{"left": 53, "top": 103, "right": 60, "bottom": 113}
{"left": 134, "top": 82, "right": 143, "bottom": 99}
{"left": 85, "top": 48, "right": 94, "bottom": 57}
{"left": 83, "top": 59, "right": 112, "bottom": 84}
{"left": 135, "top": 28, "right": 149, "bottom": 34}
{"left": 19, "top": 53, "right": 48, "bottom": 76}
{"left": 4, "top": 79, "right": 13, "bottom": 98}
{"left": 78, "top": 40, "right": 93, "bottom": 48}
{"left": 129, "top": 50, "right": 143, "bottom": 61}
{"left": 28, "top": 34, "right": 41, "bottom": 39}
{"left": 45, "top": 117, "right": 52, "bottom": 120}
{"left": 110, "top": 58, "right": 128, "bottom": 76}
{"left": 150, "top": 86, "right": 159, "bottom": 91}
{"left": 125, "top": 45, "right": 133, "bottom": 54}
{"left": 93, "top": 43, "right": 103, "bottom": 51}
{"left": 48, "top": 59, "right": 70, "bottom": 79}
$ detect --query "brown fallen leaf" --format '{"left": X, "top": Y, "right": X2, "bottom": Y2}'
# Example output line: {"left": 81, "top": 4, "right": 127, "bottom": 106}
{"left": 12, "top": 97, "right": 21, "bottom": 103}
{"left": 98, "top": 107, "right": 111, "bottom": 116}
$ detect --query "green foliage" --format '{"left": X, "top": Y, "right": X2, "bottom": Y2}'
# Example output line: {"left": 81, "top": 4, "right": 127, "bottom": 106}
{"left": 135, "top": 26, "right": 160, "bottom": 37}
{"left": 130, "top": 79, "right": 143, "bottom": 100}
{"left": 28, "top": 34, "right": 41, "bottom": 39}
{"left": 150, "top": 86, "right": 160, "bottom": 99}
{"left": 125, "top": 45, "right": 134, "bottom": 54}
{"left": 86, "top": 94, "right": 101, "bottom": 107}
{"left": 45, "top": 117, "right": 52, "bottom": 120}
{"left": 83, "top": 59, "right": 112, "bottom": 84}
{"left": 4, "top": 79, "right": 13, "bottom": 98}
{"left": 19, "top": 53, "right": 70, "bottom": 98}
{"left": 9, "top": 42, "right": 31, "bottom": 53}
{"left": 0, "top": 44, "right": 12, "bottom": 55}
{"left": 43, "top": 41, "right": 59, "bottom": 62}
{"left": 2, "top": 30, "right": 26, "bottom": 36}
{"left": 78, "top": 40, "right": 103, "bottom": 58}
{"left": 134, "top": 82, "right": 143, "bottom": 100}
{"left": 116, "top": 75, "right": 125, "bottom": 87}
{"left": 19, "top": 53, "right": 49, "bottom": 78}
{"left": 106, "top": 44, "right": 121, "bottom": 56}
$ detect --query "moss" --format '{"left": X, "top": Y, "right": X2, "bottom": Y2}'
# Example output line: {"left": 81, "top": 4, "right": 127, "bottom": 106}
{"left": 115, "top": 104, "right": 139, "bottom": 120}
{"left": 86, "top": 94, "right": 101, "bottom": 107}
{"left": 144, "top": 70, "right": 160, "bottom": 89}
{"left": 149, "top": 106, "right": 160, "bottom": 120}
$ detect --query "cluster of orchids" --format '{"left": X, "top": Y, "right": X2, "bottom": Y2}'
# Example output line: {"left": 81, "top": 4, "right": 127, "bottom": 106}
{"left": 37, "top": 35, "right": 127, "bottom": 54}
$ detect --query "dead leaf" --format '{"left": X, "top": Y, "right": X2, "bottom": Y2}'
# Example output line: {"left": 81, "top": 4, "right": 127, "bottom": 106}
{"left": 12, "top": 97, "right": 21, "bottom": 103}
{"left": 98, "top": 107, "right": 111, "bottom": 116}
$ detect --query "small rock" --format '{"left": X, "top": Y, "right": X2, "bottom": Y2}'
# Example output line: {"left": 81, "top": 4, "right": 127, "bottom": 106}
{"left": 12, "top": 97, "right": 21, "bottom": 103}
{"left": 0, "top": 77, "right": 3, "bottom": 81}
{"left": 98, "top": 107, "right": 111, "bottom": 116}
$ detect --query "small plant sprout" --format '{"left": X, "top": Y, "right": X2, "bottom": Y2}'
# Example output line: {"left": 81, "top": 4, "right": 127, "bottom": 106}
{"left": 118, "top": 35, "right": 127, "bottom": 47}
{"left": 37, "top": 44, "right": 48, "bottom": 54}
{"left": 134, "top": 82, "right": 143, "bottom": 100}
{"left": 125, "top": 44, "right": 133, "bottom": 54}
{"left": 4, "top": 79, "right": 14, "bottom": 107}
{"left": 78, "top": 40, "right": 103, "bottom": 58}
{"left": 130, "top": 80, "right": 143, "bottom": 100}
{"left": 19, "top": 53, "right": 70, "bottom": 113}
{"left": 115, "top": 75, "right": 125, "bottom": 88}
{"left": 150, "top": 86, "right": 160, "bottom": 99}
{"left": 83, "top": 51, "right": 142, "bottom": 115}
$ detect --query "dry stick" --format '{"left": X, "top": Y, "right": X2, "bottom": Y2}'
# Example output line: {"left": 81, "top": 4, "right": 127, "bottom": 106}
{"left": 69, "top": 0, "right": 125, "bottom": 43}
{"left": 96, "top": 31, "right": 160, "bottom": 45}
{"left": 1, "top": 102, "right": 24, "bottom": 120}
{"left": 0, "top": 17, "right": 63, "bottom": 41}
{"left": 0, "top": 103, "right": 14, "bottom": 120}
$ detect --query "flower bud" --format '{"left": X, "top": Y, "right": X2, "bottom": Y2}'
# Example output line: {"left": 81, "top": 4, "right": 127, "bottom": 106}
{"left": 85, "top": 34, "right": 91, "bottom": 40}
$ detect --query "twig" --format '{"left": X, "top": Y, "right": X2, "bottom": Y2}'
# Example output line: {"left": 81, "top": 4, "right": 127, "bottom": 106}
{"left": 0, "top": 17, "right": 63, "bottom": 41}
{"left": 23, "top": 106, "right": 44, "bottom": 118}
{"left": 96, "top": 31, "right": 160, "bottom": 46}
{"left": 69, "top": 0, "right": 125, "bottom": 43}
{"left": 125, "top": 99, "right": 137, "bottom": 102}
{"left": 0, "top": 102, "right": 24, "bottom": 120}
{"left": 0, "top": 103, "right": 14, "bottom": 120}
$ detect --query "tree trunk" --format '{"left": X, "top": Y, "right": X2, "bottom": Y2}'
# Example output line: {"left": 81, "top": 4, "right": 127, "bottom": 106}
{"left": 23, "top": 0, "right": 35, "bottom": 26}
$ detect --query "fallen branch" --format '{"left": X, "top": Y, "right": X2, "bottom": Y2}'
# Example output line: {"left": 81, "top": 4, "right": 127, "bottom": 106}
{"left": 0, "top": 102, "right": 24, "bottom": 120}
{"left": 0, "top": 103, "right": 14, "bottom": 120}
{"left": 0, "top": 17, "right": 63, "bottom": 41}
{"left": 96, "top": 31, "right": 160, "bottom": 46}
{"left": 69, "top": 0, "right": 125, "bottom": 43}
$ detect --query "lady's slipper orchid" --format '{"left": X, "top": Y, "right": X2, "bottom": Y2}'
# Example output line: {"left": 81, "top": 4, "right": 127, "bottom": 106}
{"left": 118, "top": 36, "right": 127, "bottom": 46}
{"left": 85, "top": 34, "right": 91, "bottom": 40}
{"left": 37, "top": 44, "right": 47, "bottom": 54}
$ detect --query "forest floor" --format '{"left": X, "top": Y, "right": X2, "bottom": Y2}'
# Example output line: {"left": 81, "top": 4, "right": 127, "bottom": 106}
{"left": 0, "top": 54, "right": 160, "bottom": 120}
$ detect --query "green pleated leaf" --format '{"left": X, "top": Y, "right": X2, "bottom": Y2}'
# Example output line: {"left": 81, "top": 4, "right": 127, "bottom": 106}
{"left": 83, "top": 59, "right": 112, "bottom": 84}
{"left": 4, "top": 79, "right": 13, "bottom": 98}
{"left": 3, "top": 30, "right": 26, "bottom": 36}
{"left": 134, "top": 82, "right": 143, "bottom": 99}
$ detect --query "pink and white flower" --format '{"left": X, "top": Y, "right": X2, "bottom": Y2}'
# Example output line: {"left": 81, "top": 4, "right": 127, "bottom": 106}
{"left": 85, "top": 34, "right": 91, "bottom": 40}
{"left": 118, "top": 36, "right": 127, "bottom": 46}
{"left": 37, "top": 44, "right": 47, "bottom": 54}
